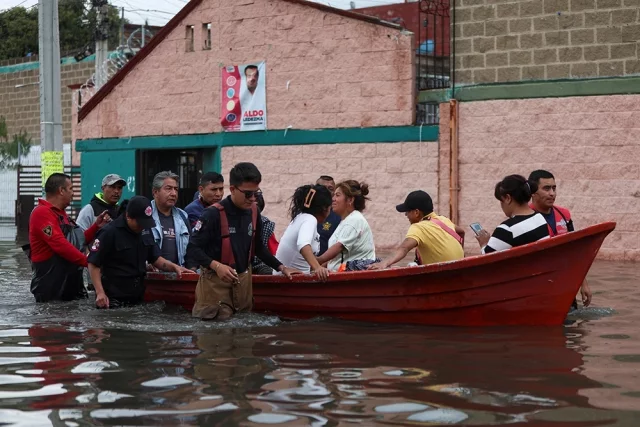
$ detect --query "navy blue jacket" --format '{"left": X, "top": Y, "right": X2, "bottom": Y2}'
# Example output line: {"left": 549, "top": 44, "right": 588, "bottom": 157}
{"left": 317, "top": 210, "right": 341, "bottom": 256}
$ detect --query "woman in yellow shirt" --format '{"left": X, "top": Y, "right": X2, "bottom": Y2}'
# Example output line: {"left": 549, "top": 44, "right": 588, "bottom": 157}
{"left": 369, "top": 190, "right": 464, "bottom": 270}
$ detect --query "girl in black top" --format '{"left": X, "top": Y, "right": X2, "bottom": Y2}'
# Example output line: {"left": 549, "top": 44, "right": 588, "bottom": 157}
{"left": 476, "top": 174, "right": 550, "bottom": 254}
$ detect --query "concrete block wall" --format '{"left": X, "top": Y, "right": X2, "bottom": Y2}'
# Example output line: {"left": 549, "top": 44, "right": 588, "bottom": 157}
{"left": 0, "top": 61, "right": 94, "bottom": 145}
{"left": 220, "top": 141, "right": 440, "bottom": 250}
{"left": 454, "top": 0, "right": 640, "bottom": 84}
{"left": 76, "top": 0, "right": 415, "bottom": 140}
{"left": 453, "top": 94, "right": 640, "bottom": 261}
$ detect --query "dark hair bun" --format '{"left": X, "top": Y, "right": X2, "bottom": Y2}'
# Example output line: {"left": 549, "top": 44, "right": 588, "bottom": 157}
{"left": 359, "top": 182, "right": 370, "bottom": 196}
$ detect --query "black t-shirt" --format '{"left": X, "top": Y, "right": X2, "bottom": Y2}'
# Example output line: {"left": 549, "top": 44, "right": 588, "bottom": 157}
{"left": 158, "top": 211, "right": 178, "bottom": 264}
{"left": 87, "top": 216, "right": 160, "bottom": 299}
{"left": 186, "top": 196, "right": 282, "bottom": 274}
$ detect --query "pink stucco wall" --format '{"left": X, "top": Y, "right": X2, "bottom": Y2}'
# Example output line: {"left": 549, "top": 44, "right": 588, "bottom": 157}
{"left": 454, "top": 94, "right": 640, "bottom": 261}
{"left": 221, "top": 141, "right": 440, "bottom": 249}
{"left": 76, "top": 0, "right": 414, "bottom": 140}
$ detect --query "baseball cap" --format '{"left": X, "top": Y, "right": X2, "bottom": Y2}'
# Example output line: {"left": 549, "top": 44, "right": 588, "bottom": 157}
{"left": 126, "top": 196, "right": 156, "bottom": 229}
{"left": 396, "top": 190, "right": 434, "bottom": 214}
{"left": 102, "top": 174, "right": 126, "bottom": 187}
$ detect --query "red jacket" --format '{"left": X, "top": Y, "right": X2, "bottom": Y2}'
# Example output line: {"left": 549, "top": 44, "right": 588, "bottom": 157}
{"left": 29, "top": 198, "right": 99, "bottom": 265}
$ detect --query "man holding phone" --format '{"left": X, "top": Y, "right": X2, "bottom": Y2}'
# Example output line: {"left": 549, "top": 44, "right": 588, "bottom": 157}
{"left": 528, "top": 169, "right": 592, "bottom": 308}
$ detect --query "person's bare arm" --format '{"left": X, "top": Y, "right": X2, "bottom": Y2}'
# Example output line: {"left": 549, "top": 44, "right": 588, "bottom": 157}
{"left": 300, "top": 245, "right": 329, "bottom": 281}
{"left": 316, "top": 242, "right": 344, "bottom": 266}
{"left": 368, "top": 238, "right": 418, "bottom": 270}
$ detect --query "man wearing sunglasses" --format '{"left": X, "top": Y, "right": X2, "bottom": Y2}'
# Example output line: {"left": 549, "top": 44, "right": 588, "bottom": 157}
{"left": 187, "top": 162, "right": 300, "bottom": 320}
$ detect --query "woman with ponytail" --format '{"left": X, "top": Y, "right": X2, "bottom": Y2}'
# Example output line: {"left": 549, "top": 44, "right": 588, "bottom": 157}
{"left": 316, "top": 180, "right": 377, "bottom": 271}
{"left": 275, "top": 185, "right": 333, "bottom": 281}
{"left": 476, "top": 174, "right": 550, "bottom": 254}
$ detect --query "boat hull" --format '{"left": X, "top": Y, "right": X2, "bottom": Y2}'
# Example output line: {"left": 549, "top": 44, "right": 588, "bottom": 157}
{"left": 145, "top": 222, "right": 615, "bottom": 326}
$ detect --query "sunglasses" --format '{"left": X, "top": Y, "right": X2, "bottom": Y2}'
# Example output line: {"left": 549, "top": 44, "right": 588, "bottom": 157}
{"left": 236, "top": 188, "right": 262, "bottom": 199}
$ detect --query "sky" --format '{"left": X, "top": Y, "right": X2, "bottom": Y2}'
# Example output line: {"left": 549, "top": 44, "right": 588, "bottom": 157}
{"left": 0, "top": 0, "right": 405, "bottom": 26}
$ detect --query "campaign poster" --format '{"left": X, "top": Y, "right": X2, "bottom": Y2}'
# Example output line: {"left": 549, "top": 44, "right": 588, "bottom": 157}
{"left": 220, "top": 61, "right": 267, "bottom": 132}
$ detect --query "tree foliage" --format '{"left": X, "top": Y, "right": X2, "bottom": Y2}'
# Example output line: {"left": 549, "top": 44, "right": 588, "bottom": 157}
{"left": 0, "top": 0, "right": 126, "bottom": 61}
{"left": 0, "top": 116, "right": 32, "bottom": 170}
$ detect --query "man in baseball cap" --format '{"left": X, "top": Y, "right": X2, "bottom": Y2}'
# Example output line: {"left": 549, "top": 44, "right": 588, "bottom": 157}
{"left": 88, "top": 195, "right": 189, "bottom": 309}
{"left": 76, "top": 173, "right": 127, "bottom": 232}
{"left": 369, "top": 190, "right": 465, "bottom": 270}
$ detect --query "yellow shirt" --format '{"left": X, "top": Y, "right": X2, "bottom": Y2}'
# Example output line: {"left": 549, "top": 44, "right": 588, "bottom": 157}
{"left": 405, "top": 213, "right": 464, "bottom": 265}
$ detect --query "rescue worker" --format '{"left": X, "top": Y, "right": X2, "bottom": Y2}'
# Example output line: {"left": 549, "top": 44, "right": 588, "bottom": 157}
{"left": 316, "top": 175, "right": 341, "bottom": 256}
{"left": 528, "top": 169, "right": 592, "bottom": 307}
{"left": 76, "top": 174, "right": 126, "bottom": 231}
{"left": 88, "top": 196, "right": 190, "bottom": 309}
{"left": 184, "top": 172, "right": 225, "bottom": 226}
{"left": 186, "top": 162, "right": 300, "bottom": 321}
{"left": 28, "top": 173, "right": 110, "bottom": 302}
{"left": 150, "top": 171, "right": 191, "bottom": 266}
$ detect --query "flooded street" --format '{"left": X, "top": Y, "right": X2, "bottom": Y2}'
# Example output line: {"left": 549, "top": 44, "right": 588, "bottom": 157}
{"left": 0, "top": 223, "right": 639, "bottom": 426}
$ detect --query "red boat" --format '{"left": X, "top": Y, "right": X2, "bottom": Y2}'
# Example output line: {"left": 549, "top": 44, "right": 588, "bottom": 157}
{"left": 145, "top": 222, "right": 615, "bottom": 326}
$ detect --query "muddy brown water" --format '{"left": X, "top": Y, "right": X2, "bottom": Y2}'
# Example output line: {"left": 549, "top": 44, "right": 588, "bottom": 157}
{"left": 0, "top": 224, "right": 638, "bottom": 426}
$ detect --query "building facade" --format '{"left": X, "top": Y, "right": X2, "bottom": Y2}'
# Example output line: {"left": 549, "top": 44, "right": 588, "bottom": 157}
{"left": 75, "top": 0, "right": 640, "bottom": 260}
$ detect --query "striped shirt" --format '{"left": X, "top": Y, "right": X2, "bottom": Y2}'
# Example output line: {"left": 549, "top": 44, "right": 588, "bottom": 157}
{"left": 482, "top": 213, "right": 550, "bottom": 254}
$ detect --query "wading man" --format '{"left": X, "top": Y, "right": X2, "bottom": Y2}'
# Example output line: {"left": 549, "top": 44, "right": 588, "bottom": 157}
{"left": 528, "top": 169, "right": 592, "bottom": 308}
{"left": 28, "top": 173, "right": 110, "bottom": 302}
{"left": 76, "top": 174, "right": 126, "bottom": 231}
{"left": 88, "top": 196, "right": 189, "bottom": 308}
{"left": 184, "top": 172, "right": 224, "bottom": 227}
{"left": 186, "top": 162, "right": 300, "bottom": 321}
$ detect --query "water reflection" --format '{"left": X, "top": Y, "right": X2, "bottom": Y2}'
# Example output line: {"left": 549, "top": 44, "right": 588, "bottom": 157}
{"left": 0, "top": 322, "right": 633, "bottom": 426}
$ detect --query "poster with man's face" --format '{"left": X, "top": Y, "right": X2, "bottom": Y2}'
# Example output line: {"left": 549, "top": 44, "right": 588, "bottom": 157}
{"left": 220, "top": 61, "right": 267, "bottom": 132}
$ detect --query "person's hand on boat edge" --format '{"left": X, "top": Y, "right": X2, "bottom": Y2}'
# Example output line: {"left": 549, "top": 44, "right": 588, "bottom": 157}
{"left": 311, "top": 266, "right": 330, "bottom": 282}
{"left": 95, "top": 210, "right": 112, "bottom": 229}
{"left": 95, "top": 291, "right": 109, "bottom": 309}
{"left": 475, "top": 229, "right": 491, "bottom": 248}
{"left": 279, "top": 266, "right": 303, "bottom": 280}
{"left": 171, "top": 264, "right": 191, "bottom": 278}
{"left": 367, "top": 261, "right": 389, "bottom": 270}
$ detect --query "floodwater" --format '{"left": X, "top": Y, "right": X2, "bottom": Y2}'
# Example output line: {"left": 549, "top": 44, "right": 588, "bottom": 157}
{"left": 0, "top": 223, "right": 639, "bottom": 426}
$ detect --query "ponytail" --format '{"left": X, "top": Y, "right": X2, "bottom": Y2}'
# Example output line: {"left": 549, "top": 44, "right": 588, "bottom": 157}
{"left": 494, "top": 174, "right": 537, "bottom": 205}
{"left": 289, "top": 184, "right": 332, "bottom": 221}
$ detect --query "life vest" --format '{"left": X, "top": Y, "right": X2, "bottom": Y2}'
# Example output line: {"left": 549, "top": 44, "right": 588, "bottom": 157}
{"left": 213, "top": 202, "right": 258, "bottom": 268}
{"left": 530, "top": 204, "right": 572, "bottom": 236}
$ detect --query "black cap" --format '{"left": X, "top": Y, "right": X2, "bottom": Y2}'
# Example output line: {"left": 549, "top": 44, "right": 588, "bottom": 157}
{"left": 126, "top": 196, "right": 156, "bottom": 229}
{"left": 396, "top": 190, "right": 434, "bottom": 214}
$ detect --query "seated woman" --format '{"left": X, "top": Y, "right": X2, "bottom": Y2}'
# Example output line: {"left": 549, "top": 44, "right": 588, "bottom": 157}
{"left": 476, "top": 174, "right": 550, "bottom": 254}
{"left": 369, "top": 190, "right": 464, "bottom": 270}
{"left": 316, "top": 180, "right": 377, "bottom": 272}
{"left": 275, "top": 185, "right": 332, "bottom": 281}
{"left": 251, "top": 193, "right": 279, "bottom": 275}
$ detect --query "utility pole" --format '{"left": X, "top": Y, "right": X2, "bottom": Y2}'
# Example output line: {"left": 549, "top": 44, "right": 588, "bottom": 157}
{"left": 38, "top": 0, "right": 64, "bottom": 187}
{"left": 120, "top": 7, "right": 125, "bottom": 46}
{"left": 94, "top": 0, "right": 110, "bottom": 89}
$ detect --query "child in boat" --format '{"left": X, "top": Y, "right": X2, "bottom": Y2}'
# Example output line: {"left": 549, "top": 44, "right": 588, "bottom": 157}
{"left": 476, "top": 174, "right": 550, "bottom": 253}
{"left": 368, "top": 190, "right": 464, "bottom": 270}
{"left": 274, "top": 184, "right": 332, "bottom": 281}
{"left": 316, "top": 180, "right": 377, "bottom": 271}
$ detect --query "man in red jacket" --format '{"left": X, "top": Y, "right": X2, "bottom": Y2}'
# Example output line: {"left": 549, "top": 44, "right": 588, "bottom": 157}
{"left": 529, "top": 170, "right": 592, "bottom": 308}
{"left": 29, "top": 173, "right": 110, "bottom": 302}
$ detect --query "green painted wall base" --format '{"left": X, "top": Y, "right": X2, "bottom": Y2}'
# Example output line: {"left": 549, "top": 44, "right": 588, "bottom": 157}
{"left": 76, "top": 125, "right": 438, "bottom": 205}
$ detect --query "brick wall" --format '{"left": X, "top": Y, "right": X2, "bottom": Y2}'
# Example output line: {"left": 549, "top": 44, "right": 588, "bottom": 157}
{"left": 0, "top": 61, "right": 94, "bottom": 144}
{"left": 453, "top": 94, "right": 640, "bottom": 261}
{"left": 454, "top": 0, "right": 640, "bottom": 84}
{"left": 221, "top": 141, "right": 440, "bottom": 250}
{"left": 76, "top": 0, "right": 415, "bottom": 140}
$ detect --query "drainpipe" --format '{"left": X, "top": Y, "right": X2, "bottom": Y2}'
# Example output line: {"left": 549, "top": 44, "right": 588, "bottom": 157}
{"left": 449, "top": 99, "right": 459, "bottom": 224}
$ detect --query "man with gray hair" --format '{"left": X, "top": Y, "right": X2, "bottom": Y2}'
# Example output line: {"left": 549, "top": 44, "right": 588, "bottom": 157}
{"left": 151, "top": 171, "right": 191, "bottom": 267}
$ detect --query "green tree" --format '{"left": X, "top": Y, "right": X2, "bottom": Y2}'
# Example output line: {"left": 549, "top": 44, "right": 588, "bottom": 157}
{"left": 0, "top": 116, "right": 32, "bottom": 170}
{"left": 0, "top": 1, "right": 127, "bottom": 61}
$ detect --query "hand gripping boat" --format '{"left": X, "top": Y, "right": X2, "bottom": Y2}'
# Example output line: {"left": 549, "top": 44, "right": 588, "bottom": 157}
{"left": 145, "top": 222, "right": 615, "bottom": 326}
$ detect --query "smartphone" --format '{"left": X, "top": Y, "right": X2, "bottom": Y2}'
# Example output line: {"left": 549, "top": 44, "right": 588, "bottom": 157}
{"left": 470, "top": 222, "right": 483, "bottom": 236}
